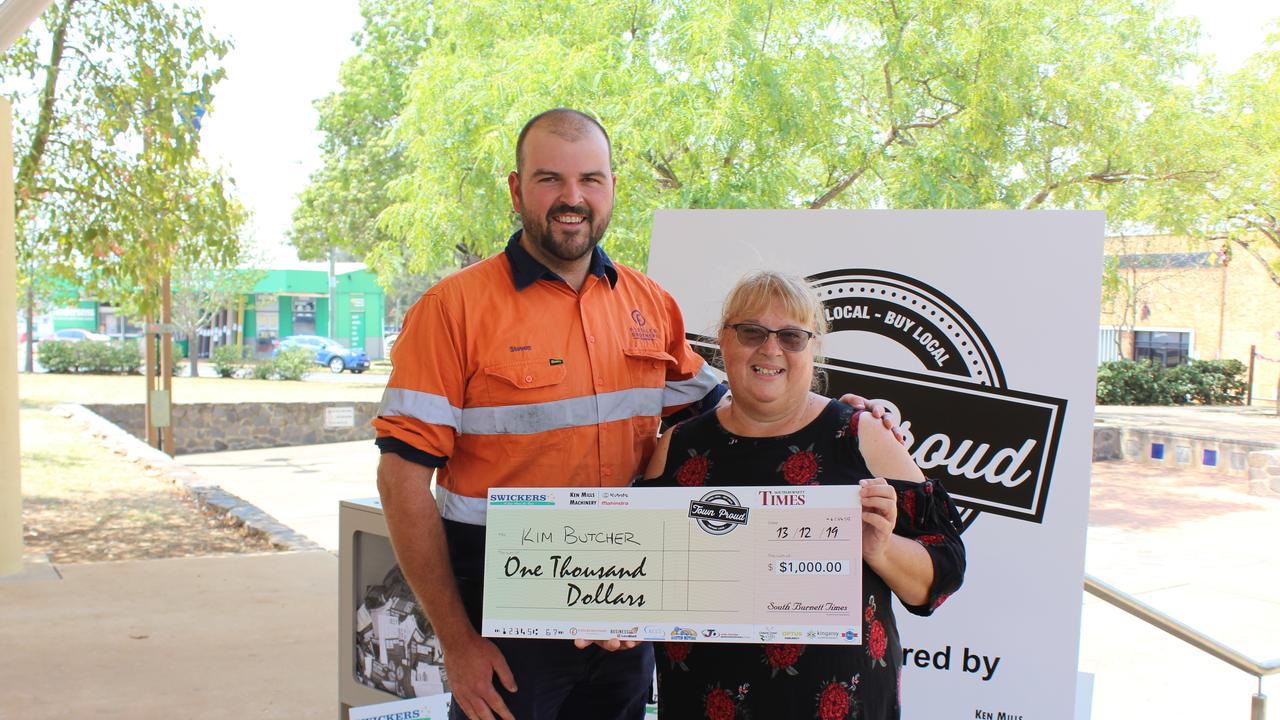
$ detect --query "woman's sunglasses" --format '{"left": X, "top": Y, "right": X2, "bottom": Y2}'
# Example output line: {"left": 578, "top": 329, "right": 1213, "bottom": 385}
{"left": 724, "top": 323, "right": 815, "bottom": 352}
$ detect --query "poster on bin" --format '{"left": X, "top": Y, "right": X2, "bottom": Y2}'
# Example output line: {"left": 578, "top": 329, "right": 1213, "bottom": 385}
{"left": 647, "top": 209, "right": 1102, "bottom": 720}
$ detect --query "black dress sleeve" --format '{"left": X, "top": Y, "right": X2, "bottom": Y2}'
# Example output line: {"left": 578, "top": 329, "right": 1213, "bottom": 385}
{"left": 889, "top": 478, "right": 966, "bottom": 617}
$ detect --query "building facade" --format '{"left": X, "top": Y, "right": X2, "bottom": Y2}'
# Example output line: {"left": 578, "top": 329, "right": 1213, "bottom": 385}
{"left": 1099, "top": 234, "right": 1280, "bottom": 404}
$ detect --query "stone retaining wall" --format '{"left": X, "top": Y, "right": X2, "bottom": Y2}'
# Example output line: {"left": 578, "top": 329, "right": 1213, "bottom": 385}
{"left": 84, "top": 402, "right": 380, "bottom": 455}
{"left": 1248, "top": 449, "right": 1280, "bottom": 495}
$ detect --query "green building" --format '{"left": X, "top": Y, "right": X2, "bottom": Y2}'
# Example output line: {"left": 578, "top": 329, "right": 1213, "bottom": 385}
{"left": 241, "top": 262, "right": 387, "bottom": 359}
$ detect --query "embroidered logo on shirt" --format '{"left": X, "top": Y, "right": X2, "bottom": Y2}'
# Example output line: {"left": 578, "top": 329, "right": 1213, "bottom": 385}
{"left": 509, "top": 345, "right": 532, "bottom": 352}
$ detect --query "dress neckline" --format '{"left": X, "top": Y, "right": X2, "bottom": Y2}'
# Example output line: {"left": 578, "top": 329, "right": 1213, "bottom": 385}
{"left": 712, "top": 397, "right": 840, "bottom": 443}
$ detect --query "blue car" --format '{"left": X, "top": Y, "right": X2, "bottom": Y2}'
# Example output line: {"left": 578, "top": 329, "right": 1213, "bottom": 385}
{"left": 274, "top": 335, "right": 370, "bottom": 374}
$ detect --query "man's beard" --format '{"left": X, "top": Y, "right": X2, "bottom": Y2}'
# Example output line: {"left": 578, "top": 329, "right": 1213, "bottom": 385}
{"left": 521, "top": 202, "right": 611, "bottom": 263}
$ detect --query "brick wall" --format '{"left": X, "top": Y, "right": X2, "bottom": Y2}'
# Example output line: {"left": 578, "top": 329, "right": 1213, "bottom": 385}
{"left": 1100, "top": 234, "right": 1280, "bottom": 403}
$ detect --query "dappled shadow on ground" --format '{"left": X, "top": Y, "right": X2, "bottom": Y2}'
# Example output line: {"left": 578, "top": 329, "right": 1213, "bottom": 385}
{"left": 1088, "top": 461, "right": 1269, "bottom": 531}
{"left": 23, "top": 488, "right": 277, "bottom": 564}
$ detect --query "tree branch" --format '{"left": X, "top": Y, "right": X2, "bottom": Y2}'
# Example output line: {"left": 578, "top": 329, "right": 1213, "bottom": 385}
{"left": 16, "top": 0, "right": 78, "bottom": 219}
{"left": 1230, "top": 237, "right": 1280, "bottom": 288}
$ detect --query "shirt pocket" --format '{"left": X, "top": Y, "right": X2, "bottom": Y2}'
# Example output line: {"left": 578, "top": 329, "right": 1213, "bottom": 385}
{"left": 622, "top": 348, "right": 674, "bottom": 438}
{"left": 480, "top": 359, "right": 572, "bottom": 467}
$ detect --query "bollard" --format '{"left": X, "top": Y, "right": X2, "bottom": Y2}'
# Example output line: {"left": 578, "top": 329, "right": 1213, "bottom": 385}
{"left": 1252, "top": 692, "right": 1266, "bottom": 720}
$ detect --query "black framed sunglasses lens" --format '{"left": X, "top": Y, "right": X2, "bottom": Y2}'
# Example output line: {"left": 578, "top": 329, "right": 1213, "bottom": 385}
{"left": 730, "top": 324, "right": 812, "bottom": 352}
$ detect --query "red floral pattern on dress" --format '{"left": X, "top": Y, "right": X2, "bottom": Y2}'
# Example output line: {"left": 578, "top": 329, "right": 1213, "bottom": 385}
{"left": 915, "top": 533, "right": 945, "bottom": 546}
{"left": 814, "top": 675, "right": 859, "bottom": 720}
{"left": 866, "top": 595, "right": 888, "bottom": 667}
{"left": 868, "top": 620, "right": 888, "bottom": 667}
{"left": 778, "top": 444, "right": 819, "bottom": 485}
{"left": 665, "top": 641, "right": 691, "bottom": 670}
{"left": 704, "top": 686, "right": 736, "bottom": 720}
{"left": 902, "top": 490, "right": 918, "bottom": 527}
{"left": 817, "top": 680, "right": 852, "bottom": 719}
{"left": 676, "top": 450, "right": 710, "bottom": 487}
{"left": 763, "top": 643, "right": 805, "bottom": 677}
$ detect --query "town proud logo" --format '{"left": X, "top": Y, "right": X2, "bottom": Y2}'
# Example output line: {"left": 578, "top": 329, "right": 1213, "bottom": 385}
{"left": 687, "top": 269, "right": 1067, "bottom": 530}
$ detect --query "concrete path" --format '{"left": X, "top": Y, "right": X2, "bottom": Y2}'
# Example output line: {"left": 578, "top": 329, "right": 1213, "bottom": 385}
{"left": 1095, "top": 404, "right": 1280, "bottom": 444}
{"left": 0, "top": 551, "right": 338, "bottom": 720}
{"left": 178, "top": 439, "right": 1280, "bottom": 719}
{"left": 181, "top": 441, "right": 380, "bottom": 552}
{"left": 6, "top": 430, "right": 1278, "bottom": 718}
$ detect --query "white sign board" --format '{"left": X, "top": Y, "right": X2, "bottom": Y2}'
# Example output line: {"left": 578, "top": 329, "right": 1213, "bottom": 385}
{"left": 648, "top": 209, "right": 1102, "bottom": 720}
{"left": 325, "top": 405, "right": 356, "bottom": 429}
{"left": 349, "top": 692, "right": 451, "bottom": 720}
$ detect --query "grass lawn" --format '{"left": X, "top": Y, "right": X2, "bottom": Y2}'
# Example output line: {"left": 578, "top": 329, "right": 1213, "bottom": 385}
{"left": 16, "top": 370, "right": 384, "bottom": 561}
{"left": 18, "top": 372, "right": 386, "bottom": 409}
{"left": 19, "top": 406, "right": 278, "bottom": 563}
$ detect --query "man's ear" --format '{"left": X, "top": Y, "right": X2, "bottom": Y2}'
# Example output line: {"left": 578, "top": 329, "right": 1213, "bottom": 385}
{"left": 508, "top": 171, "right": 522, "bottom": 212}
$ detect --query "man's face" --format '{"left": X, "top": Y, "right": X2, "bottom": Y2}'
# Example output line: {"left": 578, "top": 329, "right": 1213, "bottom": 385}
{"left": 508, "top": 126, "right": 616, "bottom": 265}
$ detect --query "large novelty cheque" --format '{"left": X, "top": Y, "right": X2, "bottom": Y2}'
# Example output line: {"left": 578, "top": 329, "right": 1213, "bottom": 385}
{"left": 482, "top": 485, "right": 863, "bottom": 645}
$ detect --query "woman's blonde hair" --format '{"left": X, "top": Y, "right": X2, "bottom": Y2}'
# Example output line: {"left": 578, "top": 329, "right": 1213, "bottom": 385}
{"left": 719, "top": 270, "right": 828, "bottom": 340}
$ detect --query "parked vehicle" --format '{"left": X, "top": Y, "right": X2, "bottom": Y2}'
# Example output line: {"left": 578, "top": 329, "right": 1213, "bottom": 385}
{"left": 42, "top": 328, "right": 111, "bottom": 343}
{"left": 273, "top": 335, "right": 371, "bottom": 374}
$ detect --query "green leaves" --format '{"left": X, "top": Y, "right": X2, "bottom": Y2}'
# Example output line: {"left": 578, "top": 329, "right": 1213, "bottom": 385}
{"left": 297, "top": 0, "right": 1276, "bottom": 286}
{"left": 6, "top": 0, "right": 243, "bottom": 315}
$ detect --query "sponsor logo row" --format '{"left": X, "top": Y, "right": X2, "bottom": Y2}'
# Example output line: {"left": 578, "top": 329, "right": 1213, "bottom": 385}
{"left": 488, "top": 624, "right": 860, "bottom": 643}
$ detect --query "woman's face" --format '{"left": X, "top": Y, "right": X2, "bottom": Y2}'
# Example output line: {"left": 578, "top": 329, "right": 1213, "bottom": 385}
{"left": 720, "top": 303, "right": 816, "bottom": 410}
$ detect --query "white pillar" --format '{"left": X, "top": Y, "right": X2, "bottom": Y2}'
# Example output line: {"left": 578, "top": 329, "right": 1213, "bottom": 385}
{"left": 1, "top": 95, "right": 24, "bottom": 576}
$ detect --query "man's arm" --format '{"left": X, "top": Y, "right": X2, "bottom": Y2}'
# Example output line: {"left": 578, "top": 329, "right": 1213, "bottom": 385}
{"left": 376, "top": 453, "right": 516, "bottom": 720}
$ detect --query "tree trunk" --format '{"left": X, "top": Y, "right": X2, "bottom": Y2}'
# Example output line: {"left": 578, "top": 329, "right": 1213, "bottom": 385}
{"left": 24, "top": 285, "right": 34, "bottom": 373}
{"left": 15, "top": 0, "right": 77, "bottom": 219}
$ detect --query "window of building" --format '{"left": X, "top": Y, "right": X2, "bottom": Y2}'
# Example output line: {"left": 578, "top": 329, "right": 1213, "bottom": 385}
{"left": 1133, "top": 330, "right": 1190, "bottom": 367}
{"left": 292, "top": 297, "right": 316, "bottom": 335}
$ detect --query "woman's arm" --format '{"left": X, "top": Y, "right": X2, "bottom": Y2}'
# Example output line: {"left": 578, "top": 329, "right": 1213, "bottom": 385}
{"left": 860, "top": 479, "right": 935, "bottom": 605}
{"left": 856, "top": 413, "right": 932, "bottom": 605}
{"left": 642, "top": 427, "right": 675, "bottom": 480}
{"left": 857, "top": 411, "right": 924, "bottom": 481}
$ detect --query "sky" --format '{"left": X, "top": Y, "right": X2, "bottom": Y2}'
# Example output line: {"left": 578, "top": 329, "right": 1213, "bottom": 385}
{"left": 195, "top": 1, "right": 1278, "bottom": 266}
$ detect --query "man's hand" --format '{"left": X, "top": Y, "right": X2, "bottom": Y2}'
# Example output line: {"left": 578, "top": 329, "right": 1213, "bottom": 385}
{"left": 443, "top": 631, "right": 517, "bottom": 720}
{"left": 573, "top": 638, "right": 640, "bottom": 652}
{"left": 837, "top": 393, "right": 905, "bottom": 444}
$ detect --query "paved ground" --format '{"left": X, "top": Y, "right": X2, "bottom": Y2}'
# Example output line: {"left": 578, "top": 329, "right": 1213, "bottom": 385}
{"left": 1095, "top": 404, "right": 1280, "bottom": 444}
{"left": 5, "top": 407, "right": 1279, "bottom": 719}
{"left": 178, "top": 439, "right": 1280, "bottom": 719}
{"left": 0, "top": 551, "right": 338, "bottom": 720}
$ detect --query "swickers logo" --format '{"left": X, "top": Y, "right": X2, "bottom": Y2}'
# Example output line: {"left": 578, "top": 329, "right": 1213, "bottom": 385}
{"left": 687, "top": 268, "right": 1068, "bottom": 530}
{"left": 688, "top": 490, "right": 749, "bottom": 535}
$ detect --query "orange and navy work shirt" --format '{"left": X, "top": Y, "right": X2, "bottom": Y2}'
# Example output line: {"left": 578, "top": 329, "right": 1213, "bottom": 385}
{"left": 373, "top": 231, "right": 723, "bottom": 526}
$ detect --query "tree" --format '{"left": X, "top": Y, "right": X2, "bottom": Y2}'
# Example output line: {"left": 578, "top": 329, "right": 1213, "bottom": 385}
{"left": 167, "top": 261, "right": 264, "bottom": 378}
{"left": 363, "top": 0, "right": 1216, "bottom": 275}
{"left": 1191, "top": 27, "right": 1280, "bottom": 286}
{"left": 289, "top": 0, "right": 433, "bottom": 272}
{"left": 2, "top": 0, "right": 245, "bottom": 371}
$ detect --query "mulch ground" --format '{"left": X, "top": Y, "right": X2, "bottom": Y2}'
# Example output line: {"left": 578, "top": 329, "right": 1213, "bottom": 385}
{"left": 20, "top": 408, "right": 279, "bottom": 564}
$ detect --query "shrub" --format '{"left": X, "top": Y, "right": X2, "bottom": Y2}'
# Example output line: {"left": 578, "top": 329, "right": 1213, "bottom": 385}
{"left": 251, "top": 360, "right": 274, "bottom": 380}
{"left": 37, "top": 340, "right": 77, "bottom": 373}
{"left": 211, "top": 344, "right": 249, "bottom": 378}
{"left": 272, "top": 347, "right": 315, "bottom": 381}
{"left": 1096, "top": 359, "right": 1247, "bottom": 405}
{"left": 38, "top": 339, "right": 142, "bottom": 374}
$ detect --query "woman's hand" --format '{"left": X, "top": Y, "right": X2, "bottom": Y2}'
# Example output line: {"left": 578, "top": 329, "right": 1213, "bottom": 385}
{"left": 838, "top": 393, "right": 904, "bottom": 443}
{"left": 860, "top": 477, "right": 897, "bottom": 565}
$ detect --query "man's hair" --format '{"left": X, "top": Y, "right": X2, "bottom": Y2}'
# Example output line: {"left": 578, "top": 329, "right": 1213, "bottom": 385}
{"left": 515, "top": 108, "right": 612, "bottom": 172}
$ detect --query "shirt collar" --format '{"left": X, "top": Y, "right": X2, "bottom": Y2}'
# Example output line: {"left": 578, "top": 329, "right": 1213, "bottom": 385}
{"left": 504, "top": 229, "right": 618, "bottom": 291}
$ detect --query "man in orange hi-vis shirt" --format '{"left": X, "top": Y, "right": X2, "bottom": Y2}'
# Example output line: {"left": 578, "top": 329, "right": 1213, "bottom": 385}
{"left": 373, "top": 108, "right": 724, "bottom": 720}
{"left": 373, "top": 109, "right": 896, "bottom": 720}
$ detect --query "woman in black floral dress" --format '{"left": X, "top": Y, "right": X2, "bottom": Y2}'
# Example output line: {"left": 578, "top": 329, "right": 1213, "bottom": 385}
{"left": 639, "top": 271, "right": 965, "bottom": 720}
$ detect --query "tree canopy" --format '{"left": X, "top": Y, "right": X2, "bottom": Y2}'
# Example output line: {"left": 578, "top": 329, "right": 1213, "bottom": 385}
{"left": 2, "top": 0, "right": 245, "bottom": 315}
{"left": 296, "top": 0, "right": 1270, "bottom": 283}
